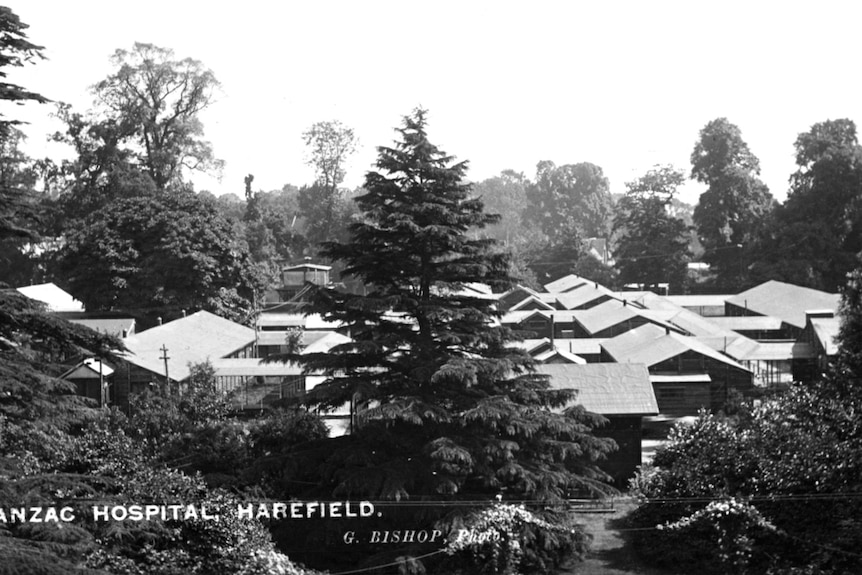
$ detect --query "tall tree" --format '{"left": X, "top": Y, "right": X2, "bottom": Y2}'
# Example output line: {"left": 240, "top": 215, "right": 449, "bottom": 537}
{"left": 614, "top": 166, "right": 690, "bottom": 293}
{"left": 91, "top": 42, "right": 222, "bottom": 190}
{"left": 751, "top": 119, "right": 862, "bottom": 291}
{"left": 299, "top": 120, "right": 357, "bottom": 249}
{"left": 55, "top": 189, "right": 263, "bottom": 322}
{"left": 525, "top": 160, "right": 614, "bottom": 241}
{"left": 690, "top": 118, "right": 774, "bottom": 289}
{"left": 0, "top": 6, "right": 49, "bottom": 139}
{"left": 273, "top": 109, "right": 613, "bottom": 570}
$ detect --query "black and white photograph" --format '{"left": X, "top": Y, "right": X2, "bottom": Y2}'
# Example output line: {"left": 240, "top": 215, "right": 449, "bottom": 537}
{"left": 2, "top": 2, "right": 862, "bottom": 573}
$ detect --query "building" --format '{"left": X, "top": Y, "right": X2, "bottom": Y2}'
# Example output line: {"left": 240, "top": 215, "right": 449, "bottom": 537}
{"left": 537, "top": 363, "right": 659, "bottom": 485}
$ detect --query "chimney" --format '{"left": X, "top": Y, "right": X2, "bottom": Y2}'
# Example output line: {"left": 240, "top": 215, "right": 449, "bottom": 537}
{"left": 157, "top": 317, "right": 163, "bottom": 326}
{"left": 182, "top": 309, "right": 187, "bottom": 318}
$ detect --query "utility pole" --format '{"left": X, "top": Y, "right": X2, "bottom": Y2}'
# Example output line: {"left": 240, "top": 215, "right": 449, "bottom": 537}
{"left": 159, "top": 344, "right": 172, "bottom": 394}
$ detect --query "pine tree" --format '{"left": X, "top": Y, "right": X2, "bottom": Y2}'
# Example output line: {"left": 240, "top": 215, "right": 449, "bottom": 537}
{"left": 286, "top": 109, "right": 613, "bottom": 502}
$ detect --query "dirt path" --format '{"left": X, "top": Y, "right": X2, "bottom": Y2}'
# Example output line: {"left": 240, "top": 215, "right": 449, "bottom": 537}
{"left": 559, "top": 501, "right": 670, "bottom": 575}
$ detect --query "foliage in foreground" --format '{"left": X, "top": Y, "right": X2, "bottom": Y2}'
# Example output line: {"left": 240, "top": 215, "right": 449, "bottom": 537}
{"left": 627, "top": 269, "right": 862, "bottom": 574}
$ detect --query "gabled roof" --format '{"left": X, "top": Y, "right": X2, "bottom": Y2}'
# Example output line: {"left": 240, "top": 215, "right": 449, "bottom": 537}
{"left": 554, "top": 283, "right": 616, "bottom": 310}
{"left": 61, "top": 357, "right": 114, "bottom": 380}
{"left": 570, "top": 301, "right": 677, "bottom": 337}
{"left": 16, "top": 283, "right": 84, "bottom": 312}
{"left": 537, "top": 363, "right": 658, "bottom": 416}
{"left": 725, "top": 281, "right": 840, "bottom": 329}
{"left": 122, "top": 311, "right": 255, "bottom": 381}
{"left": 510, "top": 294, "right": 556, "bottom": 311}
{"left": 534, "top": 347, "right": 587, "bottom": 364}
{"left": 602, "top": 323, "right": 750, "bottom": 372}
{"left": 573, "top": 304, "right": 641, "bottom": 335}
{"left": 544, "top": 274, "right": 590, "bottom": 293}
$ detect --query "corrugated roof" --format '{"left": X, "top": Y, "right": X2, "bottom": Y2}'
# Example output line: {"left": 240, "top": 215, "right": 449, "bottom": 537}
{"left": 17, "top": 283, "right": 84, "bottom": 312}
{"left": 537, "top": 363, "right": 658, "bottom": 416}
{"left": 726, "top": 281, "right": 840, "bottom": 329}
{"left": 122, "top": 311, "right": 255, "bottom": 381}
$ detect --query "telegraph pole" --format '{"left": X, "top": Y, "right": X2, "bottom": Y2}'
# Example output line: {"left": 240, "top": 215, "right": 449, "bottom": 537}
{"left": 159, "top": 344, "right": 171, "bottom": 394}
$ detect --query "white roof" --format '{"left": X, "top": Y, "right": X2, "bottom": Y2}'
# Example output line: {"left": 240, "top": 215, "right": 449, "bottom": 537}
{"left": 17, "top": 283, "right": 84, "bottom": 312}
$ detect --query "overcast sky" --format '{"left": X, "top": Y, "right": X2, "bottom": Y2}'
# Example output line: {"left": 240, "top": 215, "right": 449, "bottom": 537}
{"left": 6, "top": 1, "right": 862, "bottom": 204}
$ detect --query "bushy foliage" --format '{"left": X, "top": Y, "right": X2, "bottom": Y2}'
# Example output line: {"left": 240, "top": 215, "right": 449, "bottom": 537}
{"left": 628, "top": 383, "right": 862, "bottom": 574}
{"left": 442, "top": 502, "right": 589, "bottom": 575}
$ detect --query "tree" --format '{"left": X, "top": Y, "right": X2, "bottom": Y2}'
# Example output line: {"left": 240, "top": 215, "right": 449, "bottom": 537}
{"left": 303, "top": 120, "right": 357, "bottom": 193}
{"left": 627, "top": 264, "right": 862, "bottom": 574}
{"left": 749, "top": 119, "right": 862, "bottom": 291}
{"left": 55, "top": 189, "right": 263, "bottom": 323}
{"left": 298, "top": 120, "right": 357, "bottom": 250}
{"left": 690, "top": 118, "right": 774, "bottom": 289}
{"left": 614, "top": 166, "right": 690, "bottom": 293}
{"left": 690, "top": 119, "right": 772, "bottom": 285}
{"left": 0, "top": 6, "right": 49, "bottom": 139}
{"left": 272, "top": 109, "right": 614, "bottom": 572}
{"left": 91, "top": 42, "right": 222, "bottom": 190}
{"left": 525, "top": 160, "right": 614, "bottom": 241}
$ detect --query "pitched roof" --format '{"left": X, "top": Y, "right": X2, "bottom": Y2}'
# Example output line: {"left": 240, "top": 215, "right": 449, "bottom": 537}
{"left": 574, "top": 304, "right": 640, "bottom": 335}
{"left": 533, "top": 347, "right": 587, "bottom": 364}
{"left": 69, "top": 317, "right": 136, "bottom": 337}
{"left": 707, "top": 316, "right": 784, "bottom": 331}
{"left": 602, "top": 323, "right": 749, "bottom": 371}
{"left": 16, "top": 283, "right": 84, "bottom": 312}
{"left": 122, "top": 311, "right": 255, "bottom": 381}
{"left": 554, "top": 284, "right": 616, "bottom": 310}
{"left": 725, "top": 281, "right": 840, "bottom": 329}
{"left": 544, "top": 274, "right": 590, "bottom": 293}
{"left": 537, "top": 363, "right": 658, "bottom": 415}
{"left": 811, "top": 316, "right": 840, "bottom": 355}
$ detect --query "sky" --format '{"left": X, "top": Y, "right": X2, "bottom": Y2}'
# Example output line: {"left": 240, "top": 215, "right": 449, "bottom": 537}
{"left": 5, "top": 1, "right": 862, "bottom": 205}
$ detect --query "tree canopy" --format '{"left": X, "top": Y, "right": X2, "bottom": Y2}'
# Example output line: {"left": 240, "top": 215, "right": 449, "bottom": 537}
{"left": 270, "top": 109, "right": 614, "bottom": 571}
{"left": 525, "top": 160, "right": 614, "bottom": 241}
{"left": 614, "top": 165, "right": 690, "bottom": 293}
{"left": 690, "top": 118, "right": 773, "bottom": 289}
{"left": 55, "top": 189, "right": 262, "bottom": 323}
{"left": 750, "top": 119, "right": 862, "bottom": 291}
{"left": 91, "top": 42, "right": 222, "bottom": 190}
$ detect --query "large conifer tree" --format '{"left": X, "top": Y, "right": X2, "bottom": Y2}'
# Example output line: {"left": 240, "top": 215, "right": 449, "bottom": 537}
{"left": 289, "top": 110, "right": 613, "bottom": 504}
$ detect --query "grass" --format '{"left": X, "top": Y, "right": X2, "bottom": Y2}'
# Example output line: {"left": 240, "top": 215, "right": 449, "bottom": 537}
{"left": 558, "top": 499, "right": 675, "bottom": 575}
